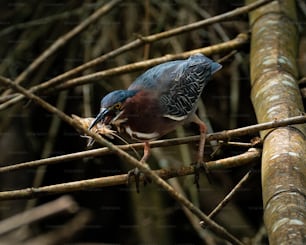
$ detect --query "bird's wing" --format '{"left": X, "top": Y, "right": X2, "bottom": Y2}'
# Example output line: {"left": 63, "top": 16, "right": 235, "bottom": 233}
{"left": 159, "top": 55, "right": 213, "bottom": 121}
{"left": 128, "top": 54, "right": 220, "bottom": 121}
{"left": 128, "top": 61, "right": 182, "bottom": 91}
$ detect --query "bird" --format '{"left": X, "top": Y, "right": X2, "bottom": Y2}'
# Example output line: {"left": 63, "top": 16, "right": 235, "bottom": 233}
{"left": 89, "top": 53, "right": 222, "bottom": 191}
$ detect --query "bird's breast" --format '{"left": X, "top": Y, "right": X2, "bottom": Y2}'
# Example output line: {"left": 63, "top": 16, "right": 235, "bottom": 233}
{"left": 111, "top": 90, "right": 179, "bottom": 141}
{"left": 124, "top": 126, "right": 160, "bottom": 141}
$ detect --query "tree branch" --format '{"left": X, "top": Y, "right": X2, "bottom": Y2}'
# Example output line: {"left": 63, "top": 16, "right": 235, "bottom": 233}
{"left": 247, "top": 0, "right": 306, "bottom": 243}
{"left": 0, "top": 0, "right": 273, "bottom": 110}
{"left": 5, "top": 0, "right": 122, "bottom": 87}
{"left": 0, "top": 76, "right": 244, "bottom": 245}
{"left": 200, "top": 170, "right": 254, "bottom": 228}
{"left": 0, "top": 113, "right": 304, "bottom": 174}
{"left": 0, "top": 148, "right": 261, "bottom": 201}
{"left": 53, "top": 33, "right": 249, "bottom": 90}
{"left": 0, "top": 196, "right": 78, "bottom": 236}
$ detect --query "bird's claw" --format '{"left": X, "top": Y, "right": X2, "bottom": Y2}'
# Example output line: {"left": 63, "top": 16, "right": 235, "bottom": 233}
{"left": 127, "top": 168, "right": 151, "bottom": 193}
{"left": 192, "top": 161, "right": 212, "bottom": 188}
{"left": 127, "top": 167, "right": 140, "bottom": 193}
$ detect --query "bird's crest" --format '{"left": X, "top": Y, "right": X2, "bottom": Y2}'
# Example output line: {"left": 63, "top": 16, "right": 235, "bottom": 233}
{"left": 101, "top": 90, "right": 138, "bottom": 108}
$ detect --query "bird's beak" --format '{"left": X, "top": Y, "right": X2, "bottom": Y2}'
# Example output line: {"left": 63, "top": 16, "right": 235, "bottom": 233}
{"left": 88, "top": 108, "right": 109, "bottom": 130}
{"left": 211, "top": 62, "right": 222, "bottom": 74}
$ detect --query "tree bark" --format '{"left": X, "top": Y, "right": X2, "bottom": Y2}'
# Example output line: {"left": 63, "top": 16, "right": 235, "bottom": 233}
{"left": 247, "top": 0, "right": 306, "bottom": 244}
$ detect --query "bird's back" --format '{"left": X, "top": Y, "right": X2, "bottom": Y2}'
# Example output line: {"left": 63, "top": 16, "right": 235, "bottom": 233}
{"left": 128, "top": 54, "right": 221, "bottom": 121}
{"left": 128, "top": 60, "right": 182, "bottom": 91}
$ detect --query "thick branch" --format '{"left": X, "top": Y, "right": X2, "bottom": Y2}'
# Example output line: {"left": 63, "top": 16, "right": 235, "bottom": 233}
{"left": 0, "top": 196, "right": 78, "bottom": 236}
{"left": 53, "top": 34, "right": 248, "bottom": 90}
{"left": 9, "top": 0, "right": 122, "bottom": 87}
{"left": 0, "top": 0, "right": 273, "bottom": 111}
{"left": 0, "top": 148, "right": 261, "bottom": 201}
{"left": 0, "top": 76, "right": 243, "bottom": 245}
{"left": 0, "top": 113, "right": 304, "bottom": 174}
{"left": 247, "top": 0, "right": 306, "bottom": 244}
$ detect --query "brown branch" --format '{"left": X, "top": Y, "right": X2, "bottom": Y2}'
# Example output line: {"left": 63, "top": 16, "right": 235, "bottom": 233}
{"left": 298, "top": 76, "right": 306, "bottom": 86}
{"left": 247, "top": 0, "right": 306, "bottom": 244}
{"left": 0, "top": 4, "right": 103, "bottom": 37}
{"left": 0, "top": 114, "right": 304, "bottom": 174}
{"left": 53, "top": 33, "right": 249, "bottom": 90}
{"left": 207, "top": 114, "right": 306, "bottom": 141}
{"left": 0, "top": 196, "right": 78, "bottom": 236}
{"left": 0, "top": 0, "right": 273, "bottom": 110}
{"left": 200, "top": 170, "right": 254, "bottom": 228}
{"left": 5, "top": 0, "right": 122, "bottom": 88}
{"left": 0, "top": 148, "right": 261, "bottom": 201}
{"left": 139, "top": 0, "right": 272, "bottom": 42}
{"left": 0, "top": 34, "right": 248, "bottom": 110}
{"left": 0, "top": 77, "right": 244, "bottom": 245}
{"left": 24, "top": 210, "right": 92, "bottom": 245}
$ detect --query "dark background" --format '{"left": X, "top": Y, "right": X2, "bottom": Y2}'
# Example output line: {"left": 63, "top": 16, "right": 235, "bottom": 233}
{"left": 0, "top": 0, "right": 305, "bottom": 244}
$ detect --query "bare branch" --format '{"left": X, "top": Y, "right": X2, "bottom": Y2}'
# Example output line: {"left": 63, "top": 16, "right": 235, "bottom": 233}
{"left": 0, "top": 114, "right": 304, "bottom": 174}
{"left": 0, "top": 74, "right": 244, "bottom": 245}
{"left": 6, "top": 0, "right": 122, "bottom": 87}
{"left": 0, "top": 0, "right": 273, "bottom": 110}
{"left": 24, "top": 210, "right": 92, "bottom": 245}
{"left": 0, "top": 196, "right": 78, "bottom": 236}
{"left": 54, "top": 33, "right": 249, "bottom": 90}
{"left": 200, "top": 170, "right": 254, "bottom": 228}
{"left": 0, "top": 34, "right": 248, "bottom": 110}
{"left": 0, "top": 148, "right": 261, "bottom": 201}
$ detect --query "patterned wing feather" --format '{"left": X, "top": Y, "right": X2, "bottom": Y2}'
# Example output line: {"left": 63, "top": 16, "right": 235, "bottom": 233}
{"left": 128, "top": 54, "right": 220, "bottom": 121}
{"left": 160, "top": 54, "right": 214, "bottom": 120}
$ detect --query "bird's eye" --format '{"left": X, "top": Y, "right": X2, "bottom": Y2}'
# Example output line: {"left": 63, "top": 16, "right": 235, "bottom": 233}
{"left": 114, "top": 102, "right": 122, "bottom": 110}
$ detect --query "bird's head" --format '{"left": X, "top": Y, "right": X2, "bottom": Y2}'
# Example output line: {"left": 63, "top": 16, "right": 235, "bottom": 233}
{"left": 89, "top": 90, "right": 138, "bottom": 130}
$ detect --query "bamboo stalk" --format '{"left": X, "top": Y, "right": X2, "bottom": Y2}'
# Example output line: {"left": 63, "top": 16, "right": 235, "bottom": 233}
{"left": 247, "top": 0, "right": 306, "bottom": 244}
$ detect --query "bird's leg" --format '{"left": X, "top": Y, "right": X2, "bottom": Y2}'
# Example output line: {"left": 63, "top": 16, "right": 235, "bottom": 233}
{"left": 141, "top": 142, "right": 151, "bottom": 163}
{"left": 192, "top": 115, "right": 211, "bottom": 187}
{"left": 127, "top": 142, "right": 151, "bottom": 192}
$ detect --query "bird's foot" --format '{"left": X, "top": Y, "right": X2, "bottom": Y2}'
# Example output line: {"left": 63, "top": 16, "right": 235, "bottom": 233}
{"left": 127, "top": 167, "right": 151, "bottom": 193}
{"left": 192, "top": 161, "right": 211, "bottom": 188}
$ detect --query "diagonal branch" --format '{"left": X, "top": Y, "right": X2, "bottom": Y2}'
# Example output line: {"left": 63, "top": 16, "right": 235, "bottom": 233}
{"left": 7, "top": 0, "right": 122, "bottom": 87}
{"left": 53, "top": 33, "right": 248, "bottom": 90}
{"left": 0, "top": 148, "right": 261, "bottom": 201}
{"left": 0, "top": 111, "right": 304, "bottom": 173}
{"left": 0, "top": 0, "right": 273, "bottom": 110}
{"left": 200, "top": 170, "right": 254, "bottom": 228}
{"left": 0, "top": 77, "right": 244, "bottom": 245}
{"left": 0, "top": 196, "right": 78, "bottom": 236}
{"left": 0, "top": 34, "right": 248, "bottom": 110}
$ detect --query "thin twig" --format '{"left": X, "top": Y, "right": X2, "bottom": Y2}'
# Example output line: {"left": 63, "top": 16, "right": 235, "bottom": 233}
{"left": 0, "top": 3, "right": 104, "bottom": 37}
{"left": 0, "top": 0, "right": 273, "bottom": 109}
{"left": 0, "top": 113, "right": 304, "bottom": 173}
{"left": 5, "top": 0, "right": 122, "bottom": 87}
{"left": 0, "top": 33, "right": 248, "bottom": 111}
{"left": 139, "top": 0, "right": 272, "bottom": 43}
{"left": 0, "top": 149, "right": 261, "bottom": 201}
{"left": 200, "top": 170, "right": 254, "bottom": 228}
{"left": 252, "top": 225, "right": 267, "bottom": 245}
{"left": 0, "top": 76, "right": 244, "bottom": 245}
{"left": 24, "top": 210, "right": 92, "bottom": 245}
{"left": 0, "top": 139, "right": 249, "bottom": 174}
{"left": 53, "top": 33, "right": 249, "bottom": 90}
{"left": 207, "top": 114, "right": 306, "bottom": 141}
{"left": 25, "top": 90, "right": 69, "bottom": 212}
{"left": 0, "top": 196, "right": 78, "bottom": 236}
{"left": 167, "top": 178, "right": 216, "bottom": 244}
